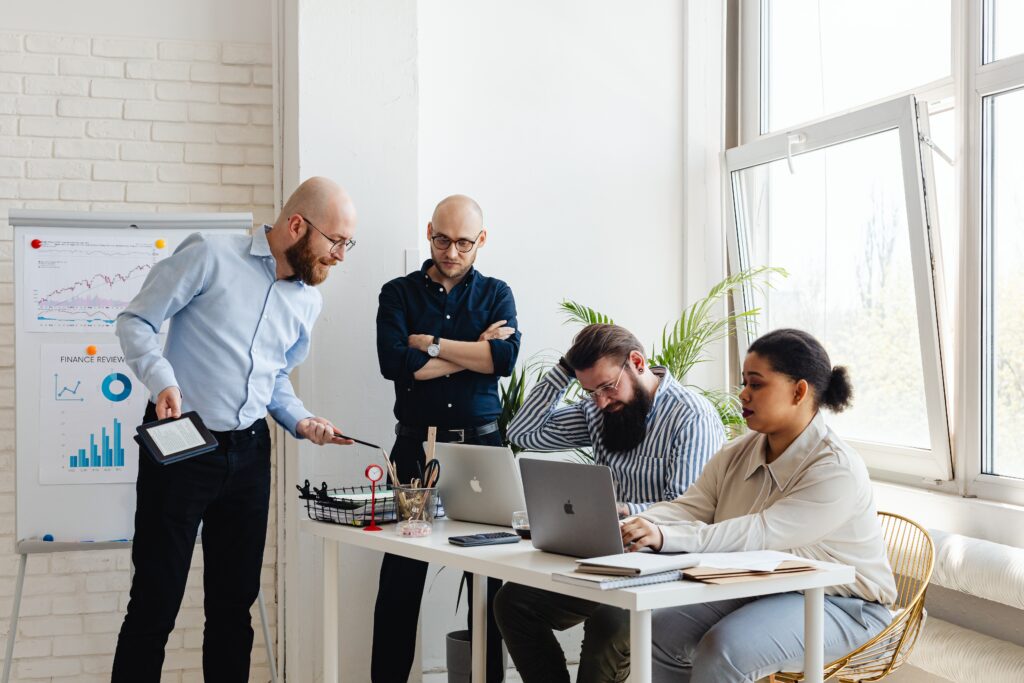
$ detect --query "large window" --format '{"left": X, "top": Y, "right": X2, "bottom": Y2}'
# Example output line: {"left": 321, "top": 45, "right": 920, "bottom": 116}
{"left": 736, "top": 1, "right": 1024, "bottom": 503}
{"left": 728, "top": 97, "right": 951, "bottom": 479}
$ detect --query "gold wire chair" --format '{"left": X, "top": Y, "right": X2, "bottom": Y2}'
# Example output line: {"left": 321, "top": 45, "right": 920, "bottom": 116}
{"left": 771, "top": 512, "right": 935, "bottom": 682}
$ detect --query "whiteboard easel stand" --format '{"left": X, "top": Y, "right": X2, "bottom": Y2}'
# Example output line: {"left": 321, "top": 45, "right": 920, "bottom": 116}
{"left": 3, "top": 542, "right": 279, "bottom": 683}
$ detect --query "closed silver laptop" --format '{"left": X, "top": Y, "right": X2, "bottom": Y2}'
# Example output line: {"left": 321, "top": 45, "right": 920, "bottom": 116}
{"left": 519, "top": 458, "right": 625, "bottom": 558}
{"left": 431, "top": 443, "right": 526, "bottom": 527}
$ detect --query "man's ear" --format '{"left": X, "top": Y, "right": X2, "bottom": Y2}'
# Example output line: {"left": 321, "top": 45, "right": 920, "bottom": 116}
{"left": 630, "top": 349, "right": 645, "bottom": 373}
{"left": 287, "top": 214, "right": 305, "bottom": 238}
{"left": 426, "top": 221, "right": 434, "bottom": 239}
{"left": 476, "top": 228, "right": 487, "bottom": 249}
{"left": 794, "top": 379, "right": 809, "bottom": 405}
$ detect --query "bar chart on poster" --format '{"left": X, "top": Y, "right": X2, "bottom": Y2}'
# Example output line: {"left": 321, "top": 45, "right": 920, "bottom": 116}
{"left": 38, "top": 343, "right": 145, "bottom": 485}
{"left": 12, "top": 211, "right": 250, "bottom": 543}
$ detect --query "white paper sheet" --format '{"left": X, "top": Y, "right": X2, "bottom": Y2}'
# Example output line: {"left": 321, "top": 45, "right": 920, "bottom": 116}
{"left": 689, "top": 550, "right": 806, "bottom": 572}
{"left": 147, "top": 418, "right": 206, "bottom": 455}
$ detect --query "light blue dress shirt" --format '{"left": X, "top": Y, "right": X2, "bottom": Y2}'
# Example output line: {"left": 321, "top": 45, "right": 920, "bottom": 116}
{"left": 116, "top": 226, "right": 321, "bottom": 435}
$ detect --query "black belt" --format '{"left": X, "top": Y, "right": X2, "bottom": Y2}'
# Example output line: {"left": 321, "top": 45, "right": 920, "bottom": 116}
{"left": 395, "top": 421, "right": 499, "bottom": 444}
{"left": 209, "top": 418, "right": 269, "bottom": 444}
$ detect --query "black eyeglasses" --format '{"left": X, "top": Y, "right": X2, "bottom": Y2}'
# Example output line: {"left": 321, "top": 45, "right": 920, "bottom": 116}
{"left": 301, "top": 216, "right": 356, "bottom": 256}
{"left": 429, "top": 230, "right": 483, "bottom": 254}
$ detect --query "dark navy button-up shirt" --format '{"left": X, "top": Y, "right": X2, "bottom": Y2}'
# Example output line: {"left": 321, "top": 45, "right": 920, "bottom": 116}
{"left": 376, "top": 260, "right": 521, "bottom": 428}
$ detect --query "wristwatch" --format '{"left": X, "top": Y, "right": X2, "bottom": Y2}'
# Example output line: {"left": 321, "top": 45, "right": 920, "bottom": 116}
{"left": 427, "top": 335, "right": 441, "bottom": 358}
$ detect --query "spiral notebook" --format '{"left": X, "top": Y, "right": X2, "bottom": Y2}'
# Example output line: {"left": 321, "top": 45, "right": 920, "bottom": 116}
{"left": 551, "top": 568, "right": 685, "bottom": 590}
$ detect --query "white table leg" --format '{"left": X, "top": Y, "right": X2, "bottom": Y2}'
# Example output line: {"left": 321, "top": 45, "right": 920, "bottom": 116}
{"left": 803, "top": 587, "right": 824, "bottom": 683}
{"left": 471, "top": 573, "right": 487, "bottom": 683}
{"left": 628, "top": 609, "right": 652, "bottom": 683}
{"left": 323, "top": 539, "right": 339, "bottom": 683}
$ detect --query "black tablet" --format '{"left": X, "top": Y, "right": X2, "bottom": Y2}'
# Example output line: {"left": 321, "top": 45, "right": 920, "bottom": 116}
{"left": 135, "top": 411, "right": 218, "bottom": 465}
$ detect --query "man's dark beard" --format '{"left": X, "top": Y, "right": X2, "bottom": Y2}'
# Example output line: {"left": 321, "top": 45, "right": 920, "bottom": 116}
{"left": 285, "top": 231, "right": 327, "bottom": 286}
{"left": 599, "top": 383, "right": 653, "bottom": 452}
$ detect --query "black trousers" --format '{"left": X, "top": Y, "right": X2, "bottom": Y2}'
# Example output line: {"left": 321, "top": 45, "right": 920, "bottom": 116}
{"left": 112, "top": 403, "right": 272, "bottom": 682}
{"left": 371, "top": 431, "right": 506, "bottom": 683}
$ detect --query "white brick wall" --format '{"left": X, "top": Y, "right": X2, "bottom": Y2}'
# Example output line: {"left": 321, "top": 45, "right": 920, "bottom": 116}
{"left": 0, "top": 30, "right": 276, "bottom": 682}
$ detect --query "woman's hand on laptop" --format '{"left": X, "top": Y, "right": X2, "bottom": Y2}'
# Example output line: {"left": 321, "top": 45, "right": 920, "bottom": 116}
{"left": 620, "top": 517, "right": 664, "bottom": 553}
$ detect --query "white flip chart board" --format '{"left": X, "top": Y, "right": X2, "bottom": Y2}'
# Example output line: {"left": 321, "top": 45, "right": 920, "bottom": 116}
{"left": 11, "top": 210, "right": 251, "bottom": 544}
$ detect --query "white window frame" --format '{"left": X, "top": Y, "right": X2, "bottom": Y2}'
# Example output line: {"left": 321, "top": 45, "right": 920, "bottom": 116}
{"left": 735, "top": 0, "right": 1024, "bottom": 505}
{"left": 725, "top": 95, "right": 953, "bottom": 481}
{"left": 962, "top": 0, "right": 1024, "bottom": 503}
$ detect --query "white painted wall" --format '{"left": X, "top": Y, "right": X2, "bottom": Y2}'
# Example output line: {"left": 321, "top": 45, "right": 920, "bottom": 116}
{"left": 2, "top": 0, "right": 271, "bottom": 44}
{"left": 419, "top": 0, "right": 687, "bottom": 364}
{"left": 285, "top": 0, "right": 688, "bottom": 679}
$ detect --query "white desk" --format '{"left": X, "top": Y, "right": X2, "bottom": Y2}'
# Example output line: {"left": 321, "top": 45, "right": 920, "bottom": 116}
{"left": 301, "top": 518, "right": 855, "bottom": 683}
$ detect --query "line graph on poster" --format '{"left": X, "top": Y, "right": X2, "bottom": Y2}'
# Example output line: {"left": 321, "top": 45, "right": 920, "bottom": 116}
{"left": 23, "top": 233, "right": 177, "bottom": 332}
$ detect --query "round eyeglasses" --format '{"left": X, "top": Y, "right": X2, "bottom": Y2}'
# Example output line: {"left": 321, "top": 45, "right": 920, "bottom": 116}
{"left": 580, "top": 360, "right": 629, "bottom": 400}
{"left": 429, "top": 230, "right": 483, "bottom": 254}
{"left": 302, "top": 216, "right": 356, "bottom": 256}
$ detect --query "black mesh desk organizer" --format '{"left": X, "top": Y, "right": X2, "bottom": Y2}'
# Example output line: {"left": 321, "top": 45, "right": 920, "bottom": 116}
{"left": 297, "top": 480, "right": 443, "bottom": 527}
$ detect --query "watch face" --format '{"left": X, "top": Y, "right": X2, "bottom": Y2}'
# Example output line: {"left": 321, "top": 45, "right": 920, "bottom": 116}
{"left": 427, "top": 344, "right": 440, "bottom": 357}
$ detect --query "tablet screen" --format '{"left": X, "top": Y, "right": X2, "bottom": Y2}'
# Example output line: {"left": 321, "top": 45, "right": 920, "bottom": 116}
{"left": 147, "top": 418, "right": 207, "bottom": 455}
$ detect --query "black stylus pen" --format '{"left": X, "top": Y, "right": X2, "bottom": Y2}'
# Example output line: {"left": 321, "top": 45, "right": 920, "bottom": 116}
{"left": 333, "top": 432, "right": 381, "bottom": 449}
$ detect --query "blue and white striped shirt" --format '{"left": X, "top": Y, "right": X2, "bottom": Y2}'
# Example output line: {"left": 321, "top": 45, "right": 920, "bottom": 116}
{"left": 507, "top": 365, "right": 724, "bottom": 514}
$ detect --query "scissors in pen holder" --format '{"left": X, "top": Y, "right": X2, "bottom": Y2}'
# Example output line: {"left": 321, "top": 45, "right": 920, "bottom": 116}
{"left": 423, "top": 459, "right": 440, "bottom": 488}
{"left": 414, "top": 459, "right": 441, "bottom": 489}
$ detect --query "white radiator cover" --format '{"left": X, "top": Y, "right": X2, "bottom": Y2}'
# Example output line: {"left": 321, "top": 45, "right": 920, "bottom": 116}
{"left": 929, "top": 530, "right": 1024, "bottom": 609}
{"left": 908, "top": 618, "right": 1024, "bottom": 682}
{"left": 898, "top": 530, "right": 1024, "bottom": 682}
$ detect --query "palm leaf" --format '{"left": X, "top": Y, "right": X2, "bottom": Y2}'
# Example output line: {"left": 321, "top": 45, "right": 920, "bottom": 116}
{"left": 698, "top": 387, "right": 747, "bottom": 440}
{"left": 559, "top": 300, "right": 613, "bottom": 327}
{"left": 649, "top": 266, "right": 786, "bottom": 381}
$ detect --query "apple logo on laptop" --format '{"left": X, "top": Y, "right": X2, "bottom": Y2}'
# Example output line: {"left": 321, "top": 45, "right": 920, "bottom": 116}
{"left": 564, "top": 500, "right": 575, "bottom": 515}
{"left": 470, "top": 477, "right": 483, "bottom": 493}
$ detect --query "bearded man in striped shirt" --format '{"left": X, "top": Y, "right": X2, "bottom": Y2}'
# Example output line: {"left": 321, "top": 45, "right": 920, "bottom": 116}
{"left": 495, "top": 323, "right": 724, "bottom": 683}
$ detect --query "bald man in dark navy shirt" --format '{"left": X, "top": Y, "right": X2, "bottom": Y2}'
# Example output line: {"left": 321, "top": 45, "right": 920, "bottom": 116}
{"left": 373, "top": 195, "right": 521, "bottom": 682}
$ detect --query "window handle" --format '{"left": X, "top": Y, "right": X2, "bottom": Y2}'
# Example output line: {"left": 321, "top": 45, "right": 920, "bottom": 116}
{"left": 786, "top": 132, "right": 807, "bottom": 174}
{"left": 919, "top": 133, "right": 955, "bottom": 166}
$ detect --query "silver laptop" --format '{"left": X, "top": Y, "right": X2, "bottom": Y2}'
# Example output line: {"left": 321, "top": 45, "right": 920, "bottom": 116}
{"left": 431, "top": 443, "right": 527, "bottom": 527}
{"left": 519, "top": 458, "right": 625, "bottom": 558}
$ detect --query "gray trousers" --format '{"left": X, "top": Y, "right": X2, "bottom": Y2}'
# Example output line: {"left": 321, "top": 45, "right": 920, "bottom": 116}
{"left": 651, "top": 592, "right": 892, "bottom": 683}
{"left": 494, "top": 583, "right": 630, "bottom": 683}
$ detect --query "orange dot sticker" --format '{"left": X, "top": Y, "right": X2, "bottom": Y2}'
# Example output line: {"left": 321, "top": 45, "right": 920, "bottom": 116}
{"left": 85, "top": 345, "right": 98, "bottom": 356}
{"left": 155, "top": 239, "right": 166, "bottom": 249}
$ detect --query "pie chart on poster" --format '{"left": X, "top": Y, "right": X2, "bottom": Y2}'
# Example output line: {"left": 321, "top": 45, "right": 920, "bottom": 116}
{"left": 101, "top": 372, "right": 132, "bottom": 402}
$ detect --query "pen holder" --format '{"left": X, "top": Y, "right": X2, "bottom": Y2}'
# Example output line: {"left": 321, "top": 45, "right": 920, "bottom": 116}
{"left": 394, "top": 485, "right": 436, "bottom": 537}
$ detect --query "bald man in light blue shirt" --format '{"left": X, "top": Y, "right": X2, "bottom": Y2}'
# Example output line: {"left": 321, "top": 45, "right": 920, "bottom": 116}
{"left": 112, "top": 177, "right": 356, "bottom": 682}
